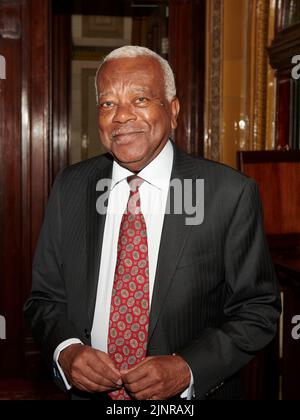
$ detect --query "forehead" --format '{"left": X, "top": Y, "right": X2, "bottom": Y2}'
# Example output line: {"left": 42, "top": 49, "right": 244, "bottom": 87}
{"left": 98, "top": 56, "right": 165, "bottom": 92}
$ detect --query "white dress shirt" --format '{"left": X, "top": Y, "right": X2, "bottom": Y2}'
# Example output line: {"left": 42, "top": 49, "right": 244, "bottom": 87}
{"left": 54, "top": 140, "right": 194, "bottom": 398}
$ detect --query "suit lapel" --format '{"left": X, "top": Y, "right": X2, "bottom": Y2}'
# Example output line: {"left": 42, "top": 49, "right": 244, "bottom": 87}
{"left": 148, "top": 145, "right": 203, "bottom": 343}
{"left": 86, "top": 160, "right": 113, "bottom": 328}
{"left": 148, "top": 211, "right": 192, "bottom": 342}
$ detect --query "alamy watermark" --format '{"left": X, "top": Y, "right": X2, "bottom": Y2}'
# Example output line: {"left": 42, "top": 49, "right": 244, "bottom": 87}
{"left": 291, "top": 315, "right": 300, "bottom": 340}
{"left": 0, "top": 54, "right": 6, "bottom": 80}
{"left": 0, "top": 315, "right": 6, "bottom": 340}
{"left": 291, "top": 55, "right": 300, "bottom": 80}
{"left": 96, "top": 178, "right": 205, "bottom": 226}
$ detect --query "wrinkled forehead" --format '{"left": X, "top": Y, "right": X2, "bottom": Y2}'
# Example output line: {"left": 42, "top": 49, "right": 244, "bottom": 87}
{"left": 97, "top": 56, "right": 165, "bottom": 92}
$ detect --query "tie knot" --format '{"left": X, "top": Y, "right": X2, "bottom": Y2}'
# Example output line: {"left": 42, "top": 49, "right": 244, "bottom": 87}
{"left": 127, "top": 175, "right": 144, "bottom": 192}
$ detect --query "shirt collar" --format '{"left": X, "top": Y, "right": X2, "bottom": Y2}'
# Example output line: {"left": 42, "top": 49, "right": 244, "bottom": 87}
{"left": 111, "top": 140, "right": 174, "bottom": 191}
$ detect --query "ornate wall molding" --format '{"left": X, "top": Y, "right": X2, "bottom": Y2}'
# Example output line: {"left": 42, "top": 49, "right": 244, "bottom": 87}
{"left": 204, "top": 0, "right": 223, "bottom": 161}
{"left": 248, "top": 0, "right": 271, "bottom": 150}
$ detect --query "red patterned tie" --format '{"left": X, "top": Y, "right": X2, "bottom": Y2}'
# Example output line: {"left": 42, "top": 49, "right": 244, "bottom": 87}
{"left": 108, "top": 176, "right": 150, "bottom": 400}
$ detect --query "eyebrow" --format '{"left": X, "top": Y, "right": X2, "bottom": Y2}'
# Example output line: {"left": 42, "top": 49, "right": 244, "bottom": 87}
{"left": 99, "top": 87, "right": 150, "bottom": 98}
{"left": 99, "top": 91, "right": 113, "bottom": 98}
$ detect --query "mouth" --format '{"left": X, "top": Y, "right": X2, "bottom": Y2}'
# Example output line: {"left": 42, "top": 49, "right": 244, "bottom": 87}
{"left": 111, "top": 131, "right": 145, "bottom": 142}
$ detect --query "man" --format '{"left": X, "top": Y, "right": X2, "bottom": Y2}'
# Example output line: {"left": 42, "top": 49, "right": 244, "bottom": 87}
{"left": 24, "top": 46, "right": 281, "bottom": 400}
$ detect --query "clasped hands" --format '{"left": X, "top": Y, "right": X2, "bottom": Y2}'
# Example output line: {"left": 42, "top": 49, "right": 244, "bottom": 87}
{"left": 59, "top": 344, "right": 191, "bottom": 400}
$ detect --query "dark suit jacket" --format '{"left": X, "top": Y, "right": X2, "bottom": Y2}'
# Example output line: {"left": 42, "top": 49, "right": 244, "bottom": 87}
{"left": 24, "top": 144, "right": 281, "bottom": 400}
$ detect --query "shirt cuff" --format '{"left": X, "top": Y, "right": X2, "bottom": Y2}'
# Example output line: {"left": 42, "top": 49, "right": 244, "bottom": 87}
{"left": 180, "top": 366, "right": 194, "bottom": 400}
{"left": 53, "top": 338, "right": 83, "bottom": 391}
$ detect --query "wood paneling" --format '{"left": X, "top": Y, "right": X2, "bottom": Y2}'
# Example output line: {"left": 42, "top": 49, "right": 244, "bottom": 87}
{"left": 238, "top": 151, "right": 300, "bottom": 235}
{"left": 269, "top": 234, "right": 300, "bottom": 400}
{"left": 21, "top": 0, "right": 52, "bottom": 378}
{"left": 269, "top": 22, "right": 300, "bottom": 72}
{"left": 169, "top": 0, "right": 205, "bottom": 156}
{"left": 51, "top": 12, "right": 71, "bottom": 180}
{"left": 0, "top": 0, "right": 52, "bottom": 378}
{"left": 276, "top": 74, "right": 290, "bottom": 150}
{"left": 268, "top": 15, "right": 300, "bottom": 151}
{"left": 0, "top": 378, "right": 67, "bottom": 400}
{"left": 0, "top": 0, "right": 23, "bottom": 377}
{"left": 238, "top": 151, "right": 300, "bottom": 399}
{"left": 277, "top": 259, "right": 300, "bottom": 400}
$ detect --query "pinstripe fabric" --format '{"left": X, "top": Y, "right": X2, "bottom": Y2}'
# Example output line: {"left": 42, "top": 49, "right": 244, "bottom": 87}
{"left": 24, "top": 144, "right": 281, "bottom": 400}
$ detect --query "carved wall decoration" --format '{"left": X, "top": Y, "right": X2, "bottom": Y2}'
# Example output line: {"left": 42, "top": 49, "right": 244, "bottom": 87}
{"left": 247, "top": 0, "right": 271, "bottom": 151}
{"left": 204, "top": 0, "right": 223, "bottom": 162}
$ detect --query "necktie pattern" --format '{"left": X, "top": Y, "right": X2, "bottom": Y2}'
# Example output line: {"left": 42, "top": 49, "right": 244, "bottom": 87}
{"left": 108, "top": 176, "right": 150, "bottom": 400}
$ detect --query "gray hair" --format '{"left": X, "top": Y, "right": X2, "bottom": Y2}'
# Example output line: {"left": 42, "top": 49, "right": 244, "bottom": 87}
{"left": 95, "top": 45, "right": 176, "bottom": 104}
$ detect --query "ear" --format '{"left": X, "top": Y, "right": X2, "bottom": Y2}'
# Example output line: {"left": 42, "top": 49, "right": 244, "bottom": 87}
{"left": 170, "top": 97, "right": 180, "bottom": 130}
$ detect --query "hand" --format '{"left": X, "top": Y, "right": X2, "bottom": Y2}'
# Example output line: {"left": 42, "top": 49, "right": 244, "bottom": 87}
{"left": 121, "top": 355, "right": 191, "bottom": 400}
{"left": 58, "top": 344, "right": 122, "bottom": 393}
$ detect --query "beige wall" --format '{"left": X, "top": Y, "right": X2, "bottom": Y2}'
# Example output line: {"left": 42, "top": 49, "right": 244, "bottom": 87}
{"left": 222, "top": 0, "right": 248, "bottom": 168}
{"left": 205, "top": 0, "right": 277, "bottom": 168}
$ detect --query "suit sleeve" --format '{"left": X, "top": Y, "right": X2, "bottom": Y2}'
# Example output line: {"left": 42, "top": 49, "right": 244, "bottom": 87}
{"left": 24, "top": 171, "right": 80, "bottom": 365}
{"left": 178, "top": 179, "right": 281, "bottom": 399}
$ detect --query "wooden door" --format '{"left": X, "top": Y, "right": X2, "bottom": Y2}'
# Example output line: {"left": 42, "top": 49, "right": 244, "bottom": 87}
{"left": 0, "top": 0, "right": 60, "bottom": 379}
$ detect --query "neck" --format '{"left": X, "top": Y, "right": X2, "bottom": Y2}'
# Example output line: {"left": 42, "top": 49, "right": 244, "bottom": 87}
{"left": 115, "top": 139, "right": 169, "bottom": 173}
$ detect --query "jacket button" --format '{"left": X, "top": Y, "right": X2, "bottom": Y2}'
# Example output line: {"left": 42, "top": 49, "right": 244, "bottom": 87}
{"left": 84, "top": 329, "right": 90, "bottom": 339}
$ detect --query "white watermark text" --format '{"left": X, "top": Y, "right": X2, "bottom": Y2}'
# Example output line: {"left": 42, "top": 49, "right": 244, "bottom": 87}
{"left": 0, "top": 315, "right": 6, "bottom": 340}
{"left": 0, "top": 54, "right": 6, "bottom": 80}
{"left": 291, "top": 55, "right": 300, "bottom": 80}
{"left": 291, "top": 315, "right": 300, "bottom": 340}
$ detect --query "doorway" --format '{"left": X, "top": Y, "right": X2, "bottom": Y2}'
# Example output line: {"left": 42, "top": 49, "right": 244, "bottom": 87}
{"left": 53, "top": 0, "right": 171, "bottom": 165}
{"left": 52, "top": 0, "right": 206, "bottom": 172}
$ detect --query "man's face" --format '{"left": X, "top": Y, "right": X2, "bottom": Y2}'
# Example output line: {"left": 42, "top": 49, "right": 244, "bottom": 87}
{"left": 97, "top": 56, "right": 180, "bottom": 172}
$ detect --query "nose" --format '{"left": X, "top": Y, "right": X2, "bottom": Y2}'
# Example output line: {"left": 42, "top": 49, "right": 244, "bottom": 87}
{"left": 112, "top": 104, "right": 137, "bottom": 124}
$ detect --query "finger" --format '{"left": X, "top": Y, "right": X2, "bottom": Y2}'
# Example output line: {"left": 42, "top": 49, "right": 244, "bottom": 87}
{"left": 121, "top": 363, "right": 149, "bottom": 385}
{"left": 95, "top": 351, "right": 121, "bottom": 376}
{"left": 148, "top": 395, "right": 160, "bottom": 401}
{"left": 88, "top": 352, "right": 121, "bottom": 385}
{"left": 84, "top": 365, "right": 122, "bottom": 389}
{"left": 86, "top": 359, "right": 121, "bottom": 387}
{"left": 125, "top": 374, "right": 157, "bottom": 394}
{"left": 121, "top": 356, "right": 152, "bottom": 375}
{"left": 69, "top": 353, "right": 121, "bottom": 390}
{"left": 131, "top": 386, "right": 160, "bottom": 401}
{"left": 73, "top": 373, "right": 118, "bottom": 393}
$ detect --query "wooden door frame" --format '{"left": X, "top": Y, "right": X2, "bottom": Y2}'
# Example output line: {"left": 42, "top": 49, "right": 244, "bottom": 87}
{"left": 55, "top": 0, "right": 206, "bottom": 167}
{"left": 169, "top": 0, "right": 205, "bottom": 156}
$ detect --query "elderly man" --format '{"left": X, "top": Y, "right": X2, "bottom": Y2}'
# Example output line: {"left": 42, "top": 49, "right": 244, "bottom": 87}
{"left": 24, "top": 46, "right": 281, "bottom": 400}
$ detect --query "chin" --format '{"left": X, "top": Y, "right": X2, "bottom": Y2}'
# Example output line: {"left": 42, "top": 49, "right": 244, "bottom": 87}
{"left": 116, "top": 153, "right": 145, "bottom": 166}
{"left": 112, "top": 146, "right": 147, "bottom": 165}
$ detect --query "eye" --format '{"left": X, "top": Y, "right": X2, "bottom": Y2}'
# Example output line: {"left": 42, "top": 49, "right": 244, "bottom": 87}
{"left": 134, "top": 97, "right": 149, "bottom": 106}
{"left": 99, "top": 101, "right": 115, "bottom": 110}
